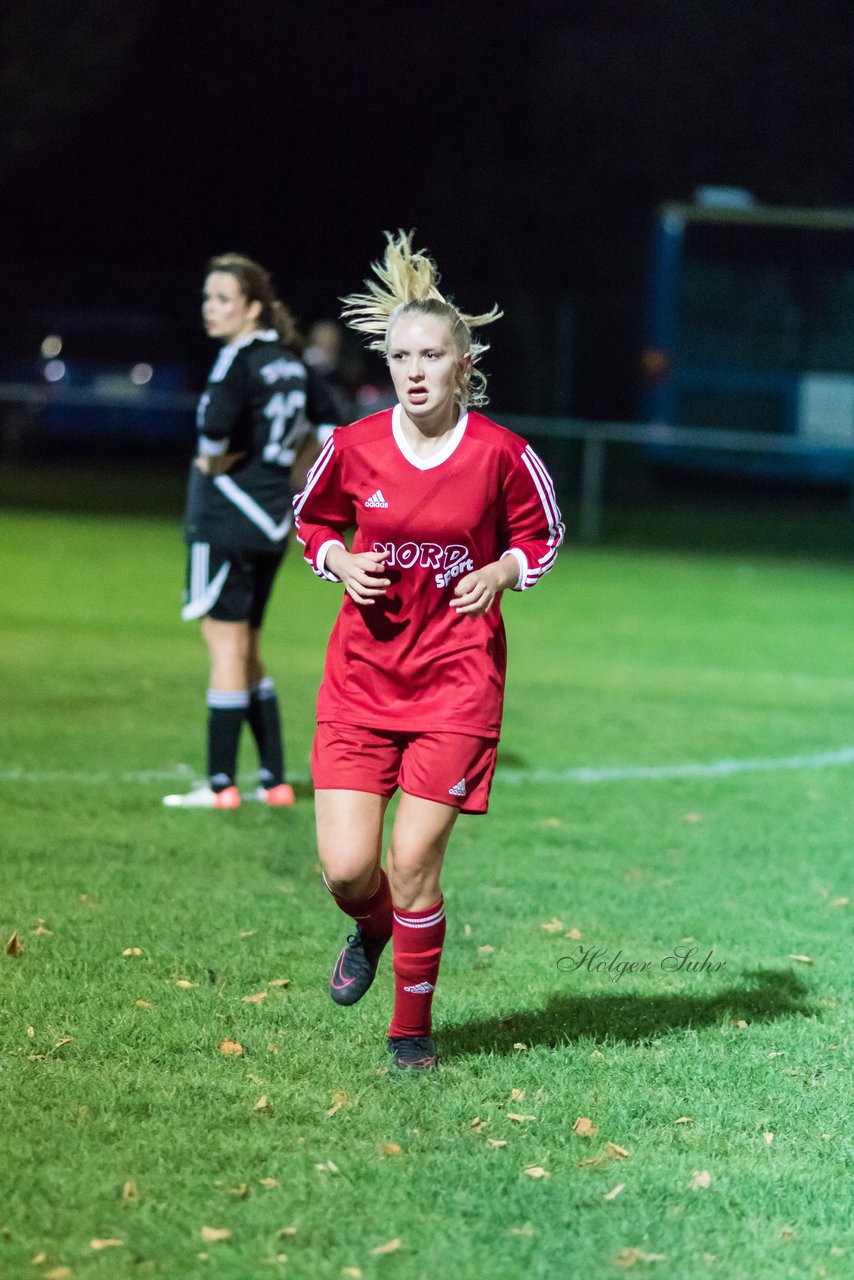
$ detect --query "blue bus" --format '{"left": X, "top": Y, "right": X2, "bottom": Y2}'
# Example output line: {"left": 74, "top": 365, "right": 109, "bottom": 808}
{"left": 640, "top": 195, "right": 854, "bottom": 482}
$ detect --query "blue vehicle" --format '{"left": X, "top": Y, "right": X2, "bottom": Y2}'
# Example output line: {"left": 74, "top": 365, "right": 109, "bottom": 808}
{"left": 0, "top": 309, "right": 195, "bottom": 453}
{"left": 640, "top": 193, "right": 854, "bottom": 482}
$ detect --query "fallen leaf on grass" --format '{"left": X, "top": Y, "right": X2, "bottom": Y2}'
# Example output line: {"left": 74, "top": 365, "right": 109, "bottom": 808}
{"left": 540, "top": 816, "right": 563, "bottom": 828}
{"left": 565, "top": 928, "right": 582, "bottom": 940}
{"left": 689, "top": 1170, "right": 712, "bottom": 1190}
{"left": 239, "top": 929, "right": 257, "bottom": 938}
{"left": 787, "top": 954, "right": 814, "bottom": 966}
{"left": 615, "top": 1247, "right": 666, "bottom": 1266}
{"left": 507, "top": 1113, "right": 536, "bottom": 1124}
{"left": 121, "top": 948, "right": 142, "bottom": 957}
{"left": 674, "top": 1117, "right": 693, "bottom": 1125}
{"left": 470, "top": 1117, "right": 487, "bottom": 1133}
{"left": 371, "top": 1238, "right": 402, "bottom": 1255}
{"left": 90, "top": 1239, "right": 123, "bottom": 1250}
{"left": 764, "top": 1132, "right": 774, "bottom": 1145}
{"left": 780, "top": 1226, "right": 795, "bottom": 1240}
{"left": 121, "top": 1180, "right": 138, "bottom": 1202}
{"left": 267, "top": 978, "right": 290, "bottom": 988}
{"left": 733, "top": 1019, "right": 749, "bottom": 1028}
{"left": 176, "top": 980, "right": 196, "bottom": 988}
{"left": 45, "top": 1269, "right": 72, "bottom": 1279}
{"left": 513, "top": 1043, "right": 527, "bottom": 1052}
{"left": 523, "top": 1165, "right": 550, "bottom": 1179}
{"left": 486, "top": 1139, "right": 508, "bottom": 1148}
{"left": 219, "top": 1039, "right": 244, "bottom": 1056}
{"left": 511, "top": 1088, "right": 526, "bottom": 1100}
{"left": 254, "top": 1096, "right": 270, "bottom": 1112}
{"left": 5, "top": 931, "right": 22, "bottom": 956}
{"left": 573, "top": 1117, "right": 599, "bottom": 1137}
{"left": 829, "top": 897, "right": 849, "bottom": 907}
{"left": 463, "top": 923, "right": 472, "bottom": 937}
{"left": 606, "top": 1142, "right": 630, "bottom": 1159}
{"left": 276, "top": 1227, "right": 297, "bottom": 1238}
{"left": 380, "top": 1142, "right": 403, "bottom": 1157}
{"left": 242, "top": 992, "right": 268, "bottom": 1004}
{"left": 259, "top": 1178, "right": 280, "bottom": 1189}
{"left": 478, "top": 945, "right": 495, "bottom": 954}
{"left": 315, "top": 1161, "right": 340, "bottom": 1174}
{"left": 227, "top": 1184, "right": 248, "bottom": 1198}
{"left": 53, "top": 1038, "right": 72, "bottom": 1050}
{"left": 682, "top": 812, "right": 702, "bottom": 823}
{"left": 26, "top": 1026, "right": 35, "bottom": 1038}
{"left": 341, "top": 1268, "right": 362, "bottom": 1278}
{"left": 604, "top": 1183, "right": 625, "bottom": 1201}
{"left": 510, "top": 1224, "right": 535, "bottom": 1236}
{"left": 540, "top": 918, "right": 565, "bottom": 933}
{"left": 200, "top": 1226, "right": 231, "bottom": 1243}
{"left": 31, "top": 1253, "right": 47, "bottom": 1264}
{"left": 33, "top": 925, "right": 54, "bottom": 936}
{"left": 134, "top": 1000, "right": 151, "bottom": 1009}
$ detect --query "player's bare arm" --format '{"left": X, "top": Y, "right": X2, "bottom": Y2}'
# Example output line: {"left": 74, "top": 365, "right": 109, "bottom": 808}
{"left": 450, "top": 554, "right": 519, "bottom": 617}
{"left": 326, "top": 546, "right": 390, "bottom": 607}
{"left": 194, "top": 451, "right": 246, "bottom": 476}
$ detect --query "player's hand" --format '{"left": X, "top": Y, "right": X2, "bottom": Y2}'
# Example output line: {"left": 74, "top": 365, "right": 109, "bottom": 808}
{"left": 450, "top": 558, "right": 518, "bottom": 617}
{"left": 194, "top": 451, "right": 246, "bottom": 476}
{"left": 329, "top": 548, "right": 391, "bottom": 606}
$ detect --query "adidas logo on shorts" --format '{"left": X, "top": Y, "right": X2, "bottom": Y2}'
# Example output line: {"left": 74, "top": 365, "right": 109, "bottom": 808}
{"left": 403, "top": 981, "right": 435, "bottom": 994}
{"left": 448, "top": 778, "right": 467, "bottom": 797}
{"left": 364, "top": 489, "right": 389, "bottom": 508}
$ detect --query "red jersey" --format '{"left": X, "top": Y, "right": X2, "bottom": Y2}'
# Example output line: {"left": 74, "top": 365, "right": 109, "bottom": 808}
{"left": 293, "top": 405, "right": 563, "bottom": 737}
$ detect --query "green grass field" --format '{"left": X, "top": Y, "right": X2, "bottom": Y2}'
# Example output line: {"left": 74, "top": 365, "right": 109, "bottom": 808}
{"left": 2, "top": 499, "right": 853, "bottom": 1280}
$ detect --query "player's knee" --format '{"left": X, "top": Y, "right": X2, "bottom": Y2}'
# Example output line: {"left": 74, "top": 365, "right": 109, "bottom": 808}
{"left": 323, "top": 862, "right": 377, "bottom": 900}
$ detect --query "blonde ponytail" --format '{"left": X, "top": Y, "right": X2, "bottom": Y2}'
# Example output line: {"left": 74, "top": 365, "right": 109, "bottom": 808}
{"left": 340, "top": 231, "right": 502, "bottom": 406}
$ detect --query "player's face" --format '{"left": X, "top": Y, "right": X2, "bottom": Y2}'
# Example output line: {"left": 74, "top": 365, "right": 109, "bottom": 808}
{"left": 202, "top": 272, "right": 262, "bottom": 343}
{"left": 387, "top": 313, "right": 469, "bottom": 432}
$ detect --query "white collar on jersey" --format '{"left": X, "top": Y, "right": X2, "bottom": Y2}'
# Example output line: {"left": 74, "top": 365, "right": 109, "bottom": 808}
{"left": 391, "top": 402, "right": 469, "bottom": 471}
{"left": 221, "top": 328, "right": 278, "bottom": 355}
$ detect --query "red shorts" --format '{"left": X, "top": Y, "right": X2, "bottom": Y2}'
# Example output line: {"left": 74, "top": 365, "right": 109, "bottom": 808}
{"left": 312, "top": 722, "right": 499, "bottom": 815}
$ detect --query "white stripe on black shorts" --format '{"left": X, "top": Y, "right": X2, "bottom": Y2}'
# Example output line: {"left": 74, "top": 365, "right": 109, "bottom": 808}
{"left": 182, "top": 542, "right": 286, "bottom": 625}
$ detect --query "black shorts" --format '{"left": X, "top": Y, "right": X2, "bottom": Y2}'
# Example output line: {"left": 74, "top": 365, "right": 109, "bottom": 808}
{"left": 182, "top": 542, "right": 286, "bottom": 627}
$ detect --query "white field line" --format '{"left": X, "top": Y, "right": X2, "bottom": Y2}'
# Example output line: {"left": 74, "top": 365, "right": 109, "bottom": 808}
{"left": 2, "top": 747, "right": 854, "bottom": 788}
{"left": 497, "top": 746, "right": 854, "bottom": 784}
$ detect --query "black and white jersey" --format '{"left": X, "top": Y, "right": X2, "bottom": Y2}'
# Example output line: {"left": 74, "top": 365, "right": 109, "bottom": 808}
{"left": 184, "top": 329, "right": 316, "bottom": 550}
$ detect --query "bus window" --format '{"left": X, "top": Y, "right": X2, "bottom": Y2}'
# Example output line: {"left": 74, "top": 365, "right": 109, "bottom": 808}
{"left": 641, "top": 203, "right": 854, "bottom": 481}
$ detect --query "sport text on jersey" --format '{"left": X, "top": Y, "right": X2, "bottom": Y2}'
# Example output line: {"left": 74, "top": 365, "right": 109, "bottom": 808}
{"left": 372, "top": 541, "right": 474, "bottom": 588}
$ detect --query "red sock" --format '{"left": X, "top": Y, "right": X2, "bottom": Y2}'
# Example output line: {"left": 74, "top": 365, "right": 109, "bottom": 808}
{"left": 389, "top": 899, "right": 446, "bottom": 1038}
{"left": 324, "top": 868, "right": 393, "bottom": 943}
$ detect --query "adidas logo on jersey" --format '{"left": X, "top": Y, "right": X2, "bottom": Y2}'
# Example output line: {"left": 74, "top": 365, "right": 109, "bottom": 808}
{"left": 448, "top": 778, "right": 467, "bottom": 797}
{"left": 403, "top": 981, "right": 435, "bottom": 994}
{"left": 364, "top": 489, "right": 388, "bottom": 508}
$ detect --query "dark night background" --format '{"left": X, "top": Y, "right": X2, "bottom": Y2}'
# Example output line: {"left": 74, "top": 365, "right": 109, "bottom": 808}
{"left": 2, "top": 0, "right": 853, "bottom": 419}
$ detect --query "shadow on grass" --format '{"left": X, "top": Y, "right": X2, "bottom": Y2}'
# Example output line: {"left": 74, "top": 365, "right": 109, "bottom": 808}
{"left": 441, "top": 969, "right": 815, "bottom": 1057}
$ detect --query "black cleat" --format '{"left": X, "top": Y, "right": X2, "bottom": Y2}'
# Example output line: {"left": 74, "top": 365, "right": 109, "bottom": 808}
{"left": 387, "top": 1035, "right": 439, "bottom": 1071}
{"left": 330, "top": 927, "right": 389, "bottom": 1006}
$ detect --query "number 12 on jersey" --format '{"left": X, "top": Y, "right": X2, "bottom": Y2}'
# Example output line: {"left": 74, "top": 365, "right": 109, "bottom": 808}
{"left": 263, "top": 389, "right": 309, "bottom": 466}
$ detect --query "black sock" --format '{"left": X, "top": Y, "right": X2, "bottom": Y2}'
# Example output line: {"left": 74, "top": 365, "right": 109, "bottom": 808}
{"left": 247, "top": 677, "right": 285, "bottom": 787}
{"left": 206, "top": 690, "right": 249, "bottom": 792}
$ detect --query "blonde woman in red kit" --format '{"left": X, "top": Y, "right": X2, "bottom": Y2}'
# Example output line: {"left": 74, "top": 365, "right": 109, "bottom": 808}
{"left": 294, "top": 232, "right": 564, "bottom": 1069}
